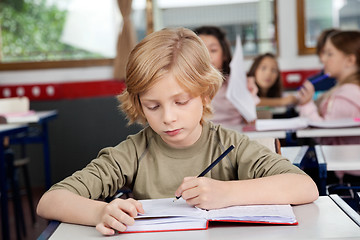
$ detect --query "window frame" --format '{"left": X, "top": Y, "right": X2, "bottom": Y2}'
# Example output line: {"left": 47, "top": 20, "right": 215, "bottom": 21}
{"left": 0, "top": 0, "right": 279, "bottom": 71}
{"left": 297, "top": 0, "right": 316, "bottom": 55}
{"left": 0, "top": 59, "right": 113, "bottom": 71}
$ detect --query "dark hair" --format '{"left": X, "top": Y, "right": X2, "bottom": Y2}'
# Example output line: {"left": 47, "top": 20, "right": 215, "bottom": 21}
{"left": 329, "top": 30, "right": 360, "bottom": 86}
{"left": 194, "top": 26, "right": 232, "bottom": 75}
{"left": 316, "top": 28, "right": 340, "bottom": 56}
{"left": 247, "top": 53, "right": 282, "bottom": 98}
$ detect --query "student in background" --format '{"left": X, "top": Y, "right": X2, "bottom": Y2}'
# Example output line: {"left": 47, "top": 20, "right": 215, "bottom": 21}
{"left": 247, "top": 53, "right": 298, "bottom": 107}
{"left": 194, "top": 26, "right": 259, "bottom": 125}
{"left": 298, "top": 30, "right": 360, "bottom": 146}
{"left": 37, "top": 28, "right": 318, "bottom": 235}
{"left": 309, "top": 28, "right": 340, "bottom": 93}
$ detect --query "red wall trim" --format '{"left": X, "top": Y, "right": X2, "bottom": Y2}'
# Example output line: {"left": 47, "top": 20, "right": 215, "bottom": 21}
{"left": 0, "top": 80, "right": 126, "bottom": 101}
{"left": 0, "top": 69, "right": 321, "bottom": 101}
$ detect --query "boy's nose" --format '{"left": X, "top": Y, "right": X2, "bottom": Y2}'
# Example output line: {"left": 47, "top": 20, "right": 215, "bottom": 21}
{"left": 162, "top": 107, "right": 177, "bottom": 124}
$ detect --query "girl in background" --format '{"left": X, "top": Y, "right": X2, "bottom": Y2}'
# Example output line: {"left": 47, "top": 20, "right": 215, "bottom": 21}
{"left": 308, "top": 28, "right": 340, "bottom": 93}
{"left": 298, "top": 30, "right": 360, "bottom": 146}
{"left": 194, "top": 26, "right": 259, "bottom": 126}
{"left": 248, "top": 53, "right": 298, "bottom": 107}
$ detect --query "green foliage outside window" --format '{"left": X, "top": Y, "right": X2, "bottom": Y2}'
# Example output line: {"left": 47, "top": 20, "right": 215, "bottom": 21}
{"left": 0, "top": 0, "right": 102, "bottom": 62}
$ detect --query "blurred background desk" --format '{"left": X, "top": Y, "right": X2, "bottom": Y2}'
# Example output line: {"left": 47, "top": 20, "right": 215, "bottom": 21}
{"left": 0, "top": 124, "right": 29, "bottom": 240}
{"left": 41, "top": 195, "right": 360, "bottom": 240}
{"left": 315, "top": 145, "right": 360, "bottom": 172}
{"left": 8, "top": 110, "right": 58, "bottom": 189}
{"left": 280, "top": 145, "right": 308, "bottom": 167}
{"left": 224, "top": 124, "right": 287, "bottom": 139}
{"left": 315, "top": 144, "right": 360, "bottom": 197}
{"left": 296, "top": 127, "right": 360, "bottom": 138}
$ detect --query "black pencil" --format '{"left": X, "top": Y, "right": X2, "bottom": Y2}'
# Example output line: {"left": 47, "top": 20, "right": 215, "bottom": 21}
{"left": 173, "top": 145, "right": 235, "bottom": 202}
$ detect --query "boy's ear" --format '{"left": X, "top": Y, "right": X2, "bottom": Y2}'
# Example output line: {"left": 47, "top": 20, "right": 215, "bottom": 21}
{"left": 203, "top": 96, "right": 210, "bottom": 104}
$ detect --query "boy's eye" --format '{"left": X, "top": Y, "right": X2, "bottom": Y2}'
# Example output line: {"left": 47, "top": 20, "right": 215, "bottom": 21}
{"left": 147, "top": 105, "right": 159, "bottom": 110}
{"left": 176, "top": 100, "right": 189, "bottom": 105}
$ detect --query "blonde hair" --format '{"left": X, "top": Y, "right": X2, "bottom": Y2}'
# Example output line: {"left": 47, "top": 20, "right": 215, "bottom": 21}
{"left": 118, "top": 27, "right": 223, "bottom": 125}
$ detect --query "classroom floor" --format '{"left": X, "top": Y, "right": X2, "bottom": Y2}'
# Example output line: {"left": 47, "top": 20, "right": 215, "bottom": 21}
{"left": 1, "top": 187, "right": 49, "bottom": 240}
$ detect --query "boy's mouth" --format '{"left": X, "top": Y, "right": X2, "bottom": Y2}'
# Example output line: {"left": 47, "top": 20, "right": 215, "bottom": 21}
{"left": 165, "top": 129, "right": 181, "bottom": 136}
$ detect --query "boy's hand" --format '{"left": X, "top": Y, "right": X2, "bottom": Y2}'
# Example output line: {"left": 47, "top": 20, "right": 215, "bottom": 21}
{"left": 95, "top": 198, "right": 144, "bottom": 235}
{"left": 297, "top": 80, "right": 315, "bottom": 105}
{"left": 175, "top": 177, "right": 230, "bottom": 210}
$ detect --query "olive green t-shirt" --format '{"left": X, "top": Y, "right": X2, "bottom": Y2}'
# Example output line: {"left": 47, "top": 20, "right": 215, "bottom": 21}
{"left": 50, "top": 121, "right": 305, "bottom": 200}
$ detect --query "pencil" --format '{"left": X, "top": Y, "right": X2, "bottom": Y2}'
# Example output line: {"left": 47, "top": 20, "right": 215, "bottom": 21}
{"left": 309, "top": 73, "right": 330, "bottom": 85}
{"left": 173, "top": 145, "right": 235, "bottom": 202}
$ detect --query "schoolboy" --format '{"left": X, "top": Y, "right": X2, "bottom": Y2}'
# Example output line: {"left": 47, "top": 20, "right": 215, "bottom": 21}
{"left": 37, "top": 27, "right": 318, "bottom": 235}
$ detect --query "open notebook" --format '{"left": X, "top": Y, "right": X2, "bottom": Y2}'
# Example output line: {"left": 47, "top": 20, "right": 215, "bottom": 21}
{"left": 124, "top": 198, "right": 297, "bottom": 233}
{"left": 255, "top": 117, "right": 360, "bottom": 131}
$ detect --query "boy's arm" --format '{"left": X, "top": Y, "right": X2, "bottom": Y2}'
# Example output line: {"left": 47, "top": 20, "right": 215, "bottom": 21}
{"left": 37, "top": 189, "right": 144, "bottom": 235}
{"left": 175, "top": 173, "right": 318, "bottom": 210}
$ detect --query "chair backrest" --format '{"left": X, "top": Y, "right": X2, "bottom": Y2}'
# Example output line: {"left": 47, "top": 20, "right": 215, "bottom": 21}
{"left": 252, "top": 137, "right": 281, "bottom": 154}
{"left": 0, "top": 97, "right": 29, "bottom": 114}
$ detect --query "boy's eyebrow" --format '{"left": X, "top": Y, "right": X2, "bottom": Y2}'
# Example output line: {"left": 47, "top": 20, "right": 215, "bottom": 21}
{"left": 141, "top": 92, "right": 190, "bottom": 102}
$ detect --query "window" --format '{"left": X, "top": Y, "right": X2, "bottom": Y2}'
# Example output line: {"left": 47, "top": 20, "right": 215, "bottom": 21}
{"left": 149, "top": 0, "right": 278, "bottom": 57}
{"left": 0, "top": 0, "right": 278, "bottom": 70}
{"left": 297, "top": 0, "right": 360, "bottom": 55}
{"left": 0, "top": 0, "right": 121, "bottom": 70}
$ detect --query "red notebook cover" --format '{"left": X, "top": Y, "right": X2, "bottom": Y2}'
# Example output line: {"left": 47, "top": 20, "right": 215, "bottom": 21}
{"left": 122, "top": 198, "right": 298, "bottom": 233}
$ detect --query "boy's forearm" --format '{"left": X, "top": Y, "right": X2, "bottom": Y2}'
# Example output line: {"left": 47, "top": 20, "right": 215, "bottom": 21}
{"left": 226, "top": 173, "right": 318, "bottom": 206}
{"left": 37, "top": 189, "right": 106, "bottom": 226}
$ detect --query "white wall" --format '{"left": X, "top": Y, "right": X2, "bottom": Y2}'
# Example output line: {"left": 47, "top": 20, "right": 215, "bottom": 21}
{"left": 277, "top": 0, "right": 321, "bottom": 70}
{"left": 0, "top": 0, "right": 321, "bottom": 86}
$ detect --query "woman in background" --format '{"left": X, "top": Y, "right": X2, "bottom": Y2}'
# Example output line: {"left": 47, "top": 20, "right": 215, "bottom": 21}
{"left": 194, "top": 26, "right": 258, "bottom": 126}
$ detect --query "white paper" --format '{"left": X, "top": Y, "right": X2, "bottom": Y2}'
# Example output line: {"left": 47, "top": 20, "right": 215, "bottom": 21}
{"left": 255, "top": 117, "right": 308, "bottom": 131}
{"left": 308, "top": 118, "right": 360, "bottom": 128}
{"left": 226, "top": 35, "right": 257, "bottom": 122}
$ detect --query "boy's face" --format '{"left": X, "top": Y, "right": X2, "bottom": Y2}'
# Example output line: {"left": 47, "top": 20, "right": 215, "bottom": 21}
{"left": 139, "top": 73, "right": 203, "bottom": 148}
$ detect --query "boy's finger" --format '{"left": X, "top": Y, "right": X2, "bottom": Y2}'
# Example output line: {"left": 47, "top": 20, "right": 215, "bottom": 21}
{"left": 96, "top": 222, "right": 116, "bottom": 235}
{"left": 127, "top": 198, "right": 144, "bottom": 214}
{"left": 175, "top": 177, "right": 198, "bottom": 197}
{"left": 110, "top": 209, "right": 135, "bottom": 227}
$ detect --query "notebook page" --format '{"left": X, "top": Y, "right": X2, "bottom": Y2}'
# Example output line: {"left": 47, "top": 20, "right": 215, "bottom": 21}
{"left": 136, "top": 198, "right": 205, "bottom": 219}
{"left": 207, "top": 204, "right": 296, "bottom": 223}
{"left": 226, "top": 35, "right": 257, "bottom": 122}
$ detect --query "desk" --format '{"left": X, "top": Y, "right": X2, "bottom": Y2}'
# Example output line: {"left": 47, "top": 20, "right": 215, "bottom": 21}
{"left": 223, "top": 124, "right": 287, "bottom": 139}
{"left": 9, "top": 110, "right": 58, "bottom": 189}
{"left": 297, "top": 127, "right": 360, "bottom": 138}
{"left": 280, "top": 146, "right": 308, "bottom": 167}
{"left": 41, "top": 195, "right": 360, "bottom": 240}
{"left": 315, "top": 144, "right": 360, "bottom": 171}
{"left": 315, "top": 144, "right": 360, "bottom": 196}
{"left": 0, "top": 124, "right": 29, "bottom": 240}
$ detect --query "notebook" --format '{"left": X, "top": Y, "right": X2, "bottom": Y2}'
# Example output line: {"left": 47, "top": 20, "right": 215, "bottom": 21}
{"left": 255, "top": 117, "right": 360, "bottom": 131}
{"left": 0, "top": 110, "right": 39, "bottom": 124}
{"left": 124, "top": 198, "right": 297, "bottom": 233}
